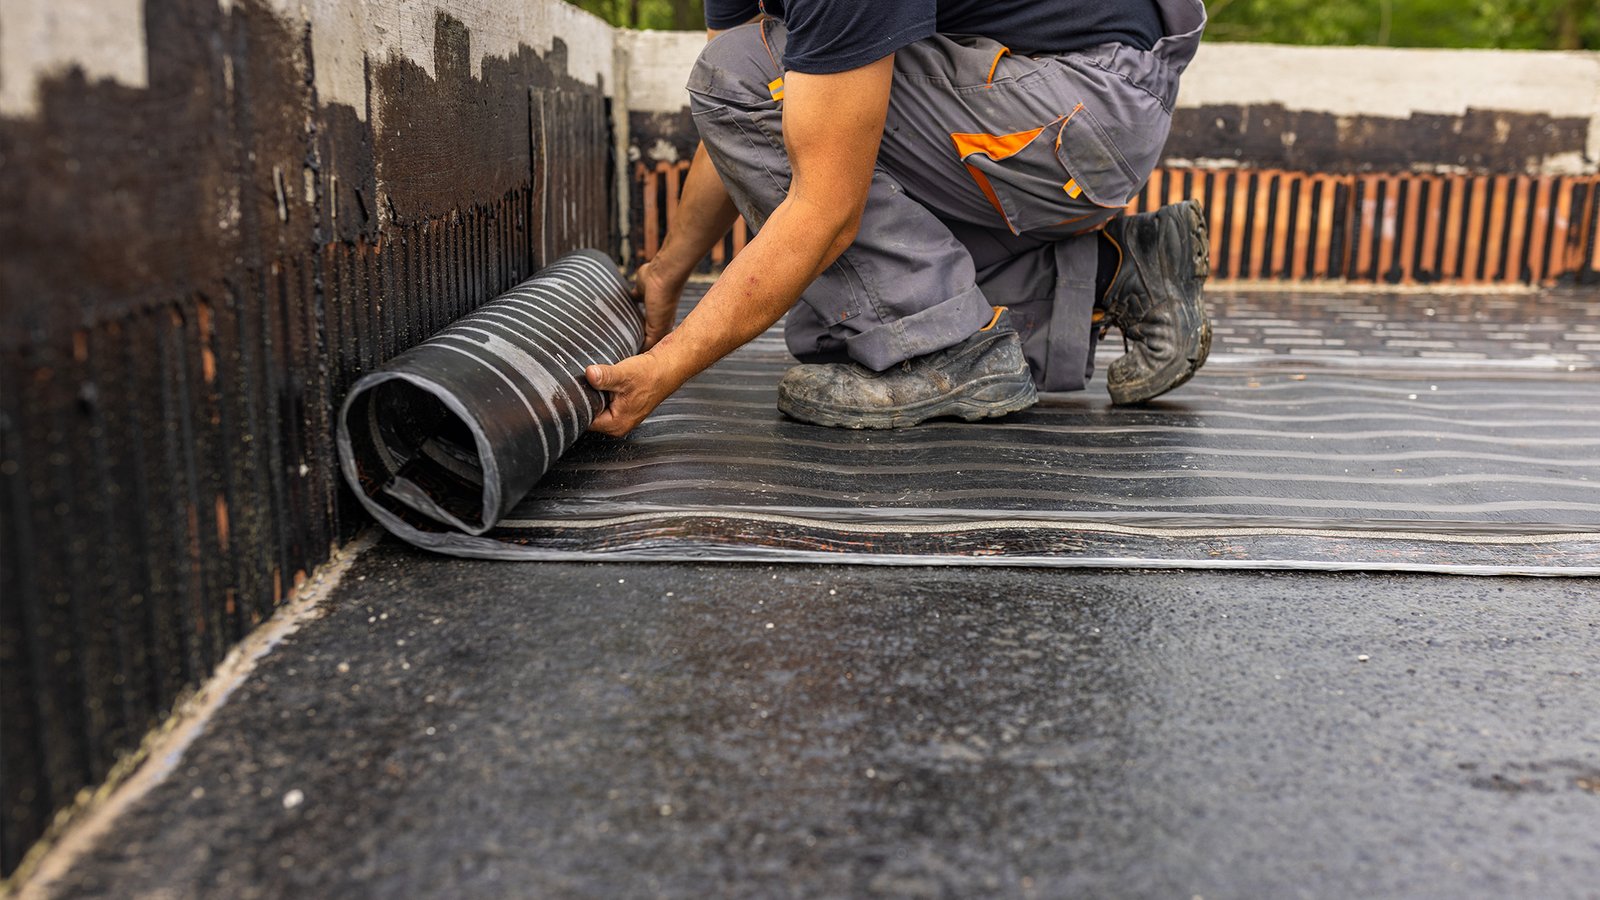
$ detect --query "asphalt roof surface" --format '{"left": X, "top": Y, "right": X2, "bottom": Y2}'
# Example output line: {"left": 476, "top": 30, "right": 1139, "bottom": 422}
{"left": 45, "top": 543, "right": 1600, "bottom": 898}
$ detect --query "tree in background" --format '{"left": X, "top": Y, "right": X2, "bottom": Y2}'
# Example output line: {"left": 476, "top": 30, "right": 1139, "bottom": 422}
{"left": 575, "top": 0, "right": 1595, "bottom": 50}
{"left": 1200, "top": 0, "right": 1595, "bottom": 49}
{"left": 574, "top": 0, "right": 704, "bottom": 30}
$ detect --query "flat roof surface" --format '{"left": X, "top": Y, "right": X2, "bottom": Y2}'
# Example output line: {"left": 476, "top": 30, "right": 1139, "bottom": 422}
{"left": 33, "top": 286, "right": 1600, "bottom": 898}
{"left": 46, "top": 546, "right": 1600, "bottom": 898}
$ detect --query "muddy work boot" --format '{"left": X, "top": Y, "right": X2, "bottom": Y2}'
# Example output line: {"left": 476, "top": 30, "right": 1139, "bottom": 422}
{"left": 777, "top": 311, "right": 1037, "bottom": 429}
{"left": 1099, "top": 199, "right": 1213, "bottom": 405}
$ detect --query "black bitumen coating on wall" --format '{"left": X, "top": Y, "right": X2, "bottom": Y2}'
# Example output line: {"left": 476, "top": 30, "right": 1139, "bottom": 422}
{"left": 629, "top": 105, "right": 1597, "bottom": 186}
{"left": 1165, "top": 104, "right": 1595, "bottom": 174}
{"left": 43, "top": 541, "right": 1600, "bottom": 898}
{"left": 0, "top": 1, "right": 613, "bottom": 874}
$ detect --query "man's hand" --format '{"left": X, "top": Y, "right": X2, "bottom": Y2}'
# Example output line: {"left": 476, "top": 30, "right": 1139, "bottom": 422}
{"left": 584, "top": 348, "right": 691, "bottom": 437}
{"left": 634, "top": 259, "right": 687, "bottom": 350}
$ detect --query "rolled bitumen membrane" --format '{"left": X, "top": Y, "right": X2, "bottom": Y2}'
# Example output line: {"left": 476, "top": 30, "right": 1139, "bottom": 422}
{"left": 338, "top": 249, "right": 642, "bottom": 554}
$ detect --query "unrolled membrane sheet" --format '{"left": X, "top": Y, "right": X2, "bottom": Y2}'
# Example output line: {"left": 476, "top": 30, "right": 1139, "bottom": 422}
{"left": 477, "top": 359, "right": 1600, "bottom": 574}
{"left": 343, "top": 274, "right": 1600, "bottom": 575}
{"left": 338, "top": 250, "right": 642, "bottom": 554}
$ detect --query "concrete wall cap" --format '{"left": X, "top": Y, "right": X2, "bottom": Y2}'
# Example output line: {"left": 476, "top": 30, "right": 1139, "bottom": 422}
{"left": 0, "top": 0, "right": 618, "bottom": 120}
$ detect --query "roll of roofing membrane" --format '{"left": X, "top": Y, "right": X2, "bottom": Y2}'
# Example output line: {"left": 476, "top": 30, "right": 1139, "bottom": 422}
{"left": 337, "top": 249, "right": 640, "bottom": 551}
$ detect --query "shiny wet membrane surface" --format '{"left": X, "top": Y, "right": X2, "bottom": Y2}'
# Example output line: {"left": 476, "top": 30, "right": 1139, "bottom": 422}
{"left": 449, "top": 287, "right": 1600, "bottom": 572}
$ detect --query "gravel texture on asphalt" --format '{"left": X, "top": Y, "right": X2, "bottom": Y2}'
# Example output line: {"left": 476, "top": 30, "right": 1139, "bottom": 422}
{"left": 47, "top": 541, "right": 1600, "bottom": 898}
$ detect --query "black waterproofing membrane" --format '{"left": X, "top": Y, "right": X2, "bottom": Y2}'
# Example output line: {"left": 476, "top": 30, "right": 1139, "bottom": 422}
{"left": 342, "top": 271, "right": 1600, "bottom": 575}
{"left": 339, "top": 250, "right": 642, "bottom": 551}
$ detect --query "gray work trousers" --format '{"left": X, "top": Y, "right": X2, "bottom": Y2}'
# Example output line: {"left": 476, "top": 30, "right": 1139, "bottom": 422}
{"left": 686, "top": 0, "right": 1205, "bottom": 391}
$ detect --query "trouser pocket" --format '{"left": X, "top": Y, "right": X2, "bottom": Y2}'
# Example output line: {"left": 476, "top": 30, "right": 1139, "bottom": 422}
{"left": 953, "top": 103, "right": 1141, "bottom": 235}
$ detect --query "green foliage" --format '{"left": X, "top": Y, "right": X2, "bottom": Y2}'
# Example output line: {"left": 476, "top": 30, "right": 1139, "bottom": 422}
{"left": 1203, "top": 0, "right": 1598, "bottom": 50}
{"left": 571, "top": 0, "right": 1596, "bottom": 50}
{"left": 572, "top": 0, "right": 705, "bottom": 31}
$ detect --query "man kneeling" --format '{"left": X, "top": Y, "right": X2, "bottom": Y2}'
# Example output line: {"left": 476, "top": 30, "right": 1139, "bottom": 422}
{"left": 587, "top": 0, "right": 1212, "bottom": 434}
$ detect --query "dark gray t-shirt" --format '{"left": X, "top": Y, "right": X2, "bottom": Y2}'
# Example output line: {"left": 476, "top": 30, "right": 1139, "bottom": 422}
{"left": 705, "top": 0, "right": 1165, "bottom": 74}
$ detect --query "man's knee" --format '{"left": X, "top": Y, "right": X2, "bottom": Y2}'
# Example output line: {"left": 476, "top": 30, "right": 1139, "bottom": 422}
{"left": 688, "top": 21, "right": 782, "bottom": 103}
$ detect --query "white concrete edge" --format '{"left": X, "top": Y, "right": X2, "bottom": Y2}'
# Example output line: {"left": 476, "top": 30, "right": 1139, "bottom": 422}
{"left": 0, "top": 0, "right": 148, "bottom": 118}
{"left": 4, "top": 530, "right": 383, "bottom": 900}
{"left": 1, "top": 0, "right": 618, "bottom": 120}
{"left": 617, "top": 29, "right": 707, "bottom": 115}
{"left": 1181, "top": 44, "right": 1600, "bottom": 120}
{"left": 620, "top": 30, "right": 1600, "bottom": 121}
{"left": 292, "top": 0, "right": 618, "bottom": 116}
{"left": 621, "top": 30, "right": 1600, "bottom": 169}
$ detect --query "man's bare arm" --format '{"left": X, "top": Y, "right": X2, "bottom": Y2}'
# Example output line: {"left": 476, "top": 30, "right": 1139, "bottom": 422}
{"left": 585, "top": 55, "right": 895, "bottom": 437}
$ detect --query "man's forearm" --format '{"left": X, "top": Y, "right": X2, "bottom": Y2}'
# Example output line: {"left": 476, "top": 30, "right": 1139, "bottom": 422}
{"left": 648, "top": 191, "right": 856, "bottom": 388}
{"left": 651, "top": 142, "right": 742, "bottom": 282}
{"left": 583, "top": 191, "right": 853, "bottom": 436}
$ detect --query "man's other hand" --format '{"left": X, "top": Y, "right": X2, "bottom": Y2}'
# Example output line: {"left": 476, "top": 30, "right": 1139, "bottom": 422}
{"left": 634, "top": 259, "right": 688, "bottom": 350}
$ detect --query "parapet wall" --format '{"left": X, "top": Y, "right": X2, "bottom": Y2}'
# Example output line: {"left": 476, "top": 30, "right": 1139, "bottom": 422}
{"left": 624, "top": 36, "right": 1600, "bottom": 175}
{"left": 625, "top": 34, "right": 1600, "bottom": 283}
{"left": 0, "top": 0, "right": 618, "bottom": 876}
{"left": 1170, "top": 43, "right": 1600, "bottom": 175}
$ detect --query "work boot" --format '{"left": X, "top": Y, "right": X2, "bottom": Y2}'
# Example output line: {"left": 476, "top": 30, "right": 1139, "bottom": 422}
{"left": 776, "top": 310, "right": 1037, "bottom": 429}
{"left": 1099, "top": 199, "right": 1213, "bottom": 405}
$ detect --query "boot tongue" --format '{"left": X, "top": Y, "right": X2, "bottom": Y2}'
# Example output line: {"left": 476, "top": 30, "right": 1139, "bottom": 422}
{"left": 1093, "top": 231, "right": 1121, "bottom": 308}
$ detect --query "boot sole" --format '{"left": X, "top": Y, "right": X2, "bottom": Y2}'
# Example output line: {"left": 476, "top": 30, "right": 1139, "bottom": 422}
{"left": 1109, "top": 200, "right": 1212, "bottom": 406}
{"left": 778, "top": 375, "right": 1039, "bottom": 430}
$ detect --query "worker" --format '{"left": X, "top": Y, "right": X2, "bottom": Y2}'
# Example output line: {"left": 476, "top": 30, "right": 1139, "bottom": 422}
{"left": 586, "top": 0, "right": 1210, "bottom": 434}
